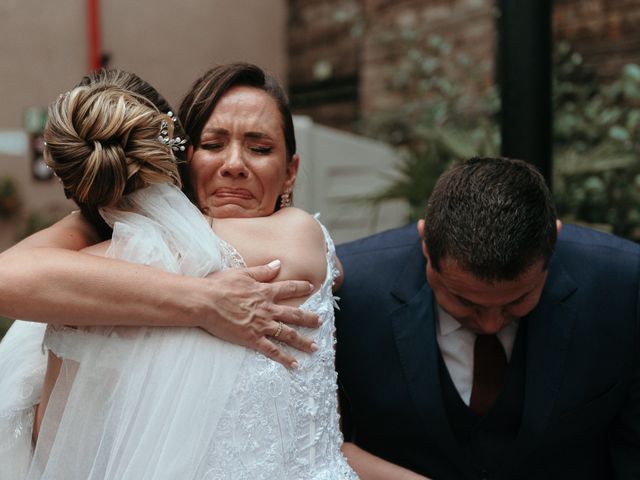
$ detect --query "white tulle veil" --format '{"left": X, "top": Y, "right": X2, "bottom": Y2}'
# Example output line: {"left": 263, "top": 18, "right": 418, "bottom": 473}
{"left": 20, "top": 183, "right": 248, "bottom": 479}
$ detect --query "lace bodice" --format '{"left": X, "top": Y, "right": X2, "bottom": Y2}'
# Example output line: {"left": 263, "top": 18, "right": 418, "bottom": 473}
{"left": 200, "top": 221, "right": 356, "bottom": 479}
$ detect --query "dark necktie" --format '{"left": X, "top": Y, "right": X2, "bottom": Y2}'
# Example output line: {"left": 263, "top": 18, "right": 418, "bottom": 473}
{"left": 469, "top": 334, "right": 507, "bottom": 415}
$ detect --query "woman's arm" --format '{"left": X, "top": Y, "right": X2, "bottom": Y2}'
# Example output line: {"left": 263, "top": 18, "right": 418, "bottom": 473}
{"left": 0, "top": 214, "right": 320, "bottom": 369}
{"left": 341, "top": 443, "right": 430, "bottom": 480}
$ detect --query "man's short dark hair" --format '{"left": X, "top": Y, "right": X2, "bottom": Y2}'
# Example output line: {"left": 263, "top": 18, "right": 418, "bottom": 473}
{"left": 423, "top": 157, "right": 558, "bottom": 282}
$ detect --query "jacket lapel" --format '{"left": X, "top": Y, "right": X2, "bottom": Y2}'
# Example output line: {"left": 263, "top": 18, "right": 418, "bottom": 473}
{"left": 389, "top": 242, "right": 475, "bottom": 478}
{"left": 501, "top": 256, "right": 578, "bottom": 475}
{"left": 387, "top": 238, "right": 579, "bottom": 477}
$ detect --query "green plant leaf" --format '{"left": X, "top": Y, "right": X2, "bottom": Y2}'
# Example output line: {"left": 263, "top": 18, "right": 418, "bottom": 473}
{"left": 609, "top": 125, "right": 630, "bottom": 142}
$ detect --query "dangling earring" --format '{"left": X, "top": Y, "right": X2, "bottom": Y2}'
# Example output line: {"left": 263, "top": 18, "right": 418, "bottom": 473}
{"left": 280, "top": 188, "right": 292, "bottom": 209}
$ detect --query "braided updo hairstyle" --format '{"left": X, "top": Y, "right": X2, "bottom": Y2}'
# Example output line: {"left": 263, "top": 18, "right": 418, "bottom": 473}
{"left": 44, "top": 69, "right": 187, "bottom": 238}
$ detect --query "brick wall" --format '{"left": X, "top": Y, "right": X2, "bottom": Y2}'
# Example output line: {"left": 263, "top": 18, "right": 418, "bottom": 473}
{"left": 289, "top": 0, "right": 640, "bottom": 131}
{"left": 288, "top": 0, "right": 362, "bottom": 131}
{"left": 288, "top": 0, "right": 496, "bottom": 128}
{"left": 360, "top": 0, "right": 495, "bottom": 115}
{"left": 553, "top": 0, "right": 640, "bottom": 81}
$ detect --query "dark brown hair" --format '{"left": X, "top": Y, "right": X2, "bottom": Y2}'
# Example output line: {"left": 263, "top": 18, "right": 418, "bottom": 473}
{"left": 423, "top": 157, "right": 558, "bottom": 281}
{"left": 178, "top": 63, "right": 296, "bottom": 202}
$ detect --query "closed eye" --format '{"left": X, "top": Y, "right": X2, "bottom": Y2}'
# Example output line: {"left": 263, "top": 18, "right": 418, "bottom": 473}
{"left": 200, "top": 143, "right": 224, "bottom": 150}
{"left": 507, "top": 293, "right": 528, "bottom": 306}
{"left": 249, "top": 146, "right": 273, "bottom": 155}
{"left": 455, "top": 295, "right": 475, "bottom": 307}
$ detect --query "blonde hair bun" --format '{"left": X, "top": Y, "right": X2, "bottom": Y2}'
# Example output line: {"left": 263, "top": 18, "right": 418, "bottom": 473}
{"left": 44, "top": 84, "right": 181, "bottom": 208}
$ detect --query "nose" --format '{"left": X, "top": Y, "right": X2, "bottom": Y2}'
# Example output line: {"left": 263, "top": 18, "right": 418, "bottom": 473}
{"left": 475, "top": 308, "right": 508, "bottom": 335}
{"left": 221, "top": 144, "right": 248, "bottom": 178}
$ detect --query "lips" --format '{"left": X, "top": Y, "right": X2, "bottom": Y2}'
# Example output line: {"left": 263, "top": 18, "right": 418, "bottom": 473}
{"left": 213, "top": 188, "right": 253, "bottom": 199}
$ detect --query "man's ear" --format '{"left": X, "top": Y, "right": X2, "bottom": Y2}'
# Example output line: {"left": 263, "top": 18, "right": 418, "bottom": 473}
{"left": 417, "top": 219, "right": 428, "bottom": 260}
{"left": 556, "top": 219, "right": 563, "bottom": 236}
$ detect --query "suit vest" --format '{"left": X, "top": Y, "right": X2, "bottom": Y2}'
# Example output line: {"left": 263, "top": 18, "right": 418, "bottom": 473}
{"left": 438, "top": 321, "right": 527, "bottom": 478}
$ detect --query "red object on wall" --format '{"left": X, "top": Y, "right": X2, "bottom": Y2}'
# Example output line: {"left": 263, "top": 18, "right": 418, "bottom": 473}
{"left": 87, "top": 0, "right": 101, "bottom": 71}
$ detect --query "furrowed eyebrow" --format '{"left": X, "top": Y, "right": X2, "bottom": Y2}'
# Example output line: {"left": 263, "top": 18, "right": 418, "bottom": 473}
{"left": 244, "top": 131, "right": 273, "bottom": 141}
{"left": 200, "top": 127, "right": 228, "bottom": 136}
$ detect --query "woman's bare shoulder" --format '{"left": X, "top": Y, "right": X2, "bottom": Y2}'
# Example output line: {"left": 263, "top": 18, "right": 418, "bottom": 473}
{"left": 212, "top": 208, "right": 327, "bottom": 287}
{"left": 212, "top": 208, "right": 324, "bottom": 246}
{"left": 271, "top": 207, "right": 325, "bottom": 243}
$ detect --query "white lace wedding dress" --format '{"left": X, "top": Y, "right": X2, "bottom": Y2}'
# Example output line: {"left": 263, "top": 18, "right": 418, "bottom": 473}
{"left": 0, "top": 184, "right": 358, "bottom": 480}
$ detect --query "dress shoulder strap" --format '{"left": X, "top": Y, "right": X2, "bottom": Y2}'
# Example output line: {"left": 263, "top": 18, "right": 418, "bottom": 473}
{"left": 312, "top": 213, "right": 341, "bottom": 289}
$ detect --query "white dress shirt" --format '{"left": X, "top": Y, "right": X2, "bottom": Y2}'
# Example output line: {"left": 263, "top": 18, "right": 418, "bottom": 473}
{"left": 436, "top": 305, "right": 519, "bottom": 405}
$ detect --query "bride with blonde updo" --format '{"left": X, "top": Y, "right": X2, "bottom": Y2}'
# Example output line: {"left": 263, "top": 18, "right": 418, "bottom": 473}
{"left": 44, "top": 77, "right": 184, "bottom": 235}
{"left": 0, "top": 69, "right": 358, "bottom": 479}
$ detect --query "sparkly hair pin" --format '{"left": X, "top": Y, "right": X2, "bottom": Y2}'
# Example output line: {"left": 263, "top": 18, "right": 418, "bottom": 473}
{"left": 158, "top": 111, "right": 187, "bottom": 152}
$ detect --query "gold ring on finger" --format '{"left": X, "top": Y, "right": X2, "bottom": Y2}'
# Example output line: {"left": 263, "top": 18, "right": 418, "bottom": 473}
{"left": 274, "top": 321, "right": 284, "bottom": 338}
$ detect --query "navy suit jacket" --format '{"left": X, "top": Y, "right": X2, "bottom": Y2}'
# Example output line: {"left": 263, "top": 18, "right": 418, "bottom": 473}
{"left": 335, "top": 223, "right": 640, "bottom": 479}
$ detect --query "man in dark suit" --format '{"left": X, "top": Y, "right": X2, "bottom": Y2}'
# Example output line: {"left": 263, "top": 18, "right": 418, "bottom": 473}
{"left": 336, "top": 157, "right": 640, "bottom": 479}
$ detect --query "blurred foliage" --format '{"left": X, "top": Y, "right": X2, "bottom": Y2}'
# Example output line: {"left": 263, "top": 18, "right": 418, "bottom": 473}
{"left": 360, "top": 25, "right": 640, "bottom": 240}
{"left": 553, "top": 42, "right": 640, "bottom": 240}
{"left": 359, "top": 31, "right": 499, "bottom": 221}
{"left": 0, "top": 176, "right": 21, "bottom": 218}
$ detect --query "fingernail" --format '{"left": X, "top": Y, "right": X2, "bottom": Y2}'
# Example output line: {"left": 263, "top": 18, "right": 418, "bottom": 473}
{"left": 308, "top": 282, "right": 314, "bottom": 292}
{"left": 310, "top": 342, "right": 318, "bottom": 352}
{"left": 268, "top": 259, "right": 281, "bottom": 269}
{"left": 291, "top": 361, "right": 299, "bottom": 369}
{"left": 317, "top": 318, "right": 323, "bottom": 326}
